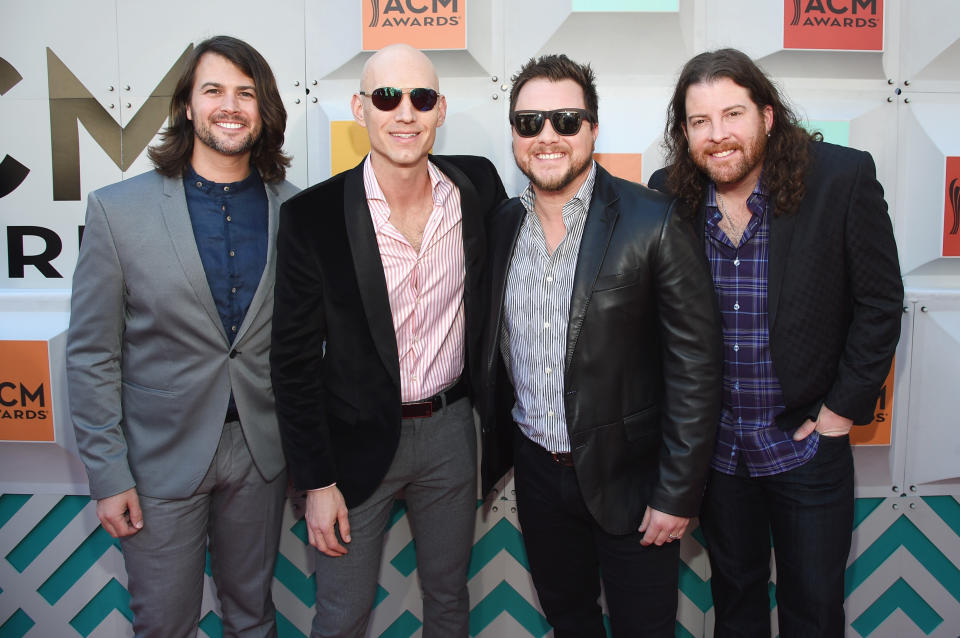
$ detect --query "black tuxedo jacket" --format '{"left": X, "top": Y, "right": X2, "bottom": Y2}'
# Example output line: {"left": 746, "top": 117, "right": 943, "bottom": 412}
{"left": 271, "top": 155, "right": 506, "bottom": 507}
{"left": 479, "top": 165, "right": 723, "bottom": 535}
{"left": 649, "top": 141, "right": 903, "bottom": 430}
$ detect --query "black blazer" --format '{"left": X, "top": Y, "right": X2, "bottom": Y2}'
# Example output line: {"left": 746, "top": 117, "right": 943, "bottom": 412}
{"left": 271, "top": 155, "right": 506, "bottom": 507}
{"left": 649, "top": 141, "right": 903, "bottom": 430}
{"left": 479, "top": 165, "right": 723, "bottom": 535}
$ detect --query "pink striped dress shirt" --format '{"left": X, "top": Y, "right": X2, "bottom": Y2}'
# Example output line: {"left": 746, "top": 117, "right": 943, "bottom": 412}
{"left": 362, "top": 157, "right": 465, "bottom": 403}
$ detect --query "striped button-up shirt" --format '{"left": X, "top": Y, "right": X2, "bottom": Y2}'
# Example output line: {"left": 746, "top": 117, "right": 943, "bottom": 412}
{"left": 501, "top": 163, "right": 597, "bottom": 453}
{"left": 705, "top": 181, "right": 818, "bottom": 476}
{"left": 364, "top": 157, "right": 465, "bottom": 403}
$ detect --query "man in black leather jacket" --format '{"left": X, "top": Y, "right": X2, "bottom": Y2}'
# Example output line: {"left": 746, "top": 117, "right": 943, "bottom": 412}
{"left": 479, "top": 53, "right": 722, "bottom": 638}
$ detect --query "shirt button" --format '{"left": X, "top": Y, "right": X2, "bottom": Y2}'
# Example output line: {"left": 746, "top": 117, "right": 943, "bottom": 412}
{"left": 195, "top": 181, "right": 203, "bottom": 188}
{"left": 733, "top": 344, "right": 739, "bottom": 352}
{"left": 733, "top": 258, "right": 740, "bottom": 266}
{"left": 543, "top": 322, "right": 550, "bottom": 329}
{"left": 545, "top": 367, "right": 552, "bottom": 375}
{"left": 733, "top": 303, "right": 740, "bottom": 310}
{"left": 226, "top": 215, "right": 232, "bottom": 222}
{"left": 221, "top": 205, "right": 226, "bottom": 211}
{"left": 546, "top": 276, "right": 553, "bottom": 283}
{"left": 229, "top": 250, "right": 235, "bottom": 257}
{"left": 734, "top": 382, "right": 740, "bottom": 390}
{"left": 548, "top": 409, "right": 555, "bottom": 417}
{"left": 224, "top": 186, "right": 230, "bottom": 192}
{"left": 231, "top": 325, "right": 237, "bottom": 332}
{"left": 231, "top": 287, "right": 237, "bottom": 294}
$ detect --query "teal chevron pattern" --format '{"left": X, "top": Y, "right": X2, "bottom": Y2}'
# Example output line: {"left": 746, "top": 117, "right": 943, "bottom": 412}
{"left": 1, "top": 494, "right": 958, "bottom": 637}
{"left": 851, "top": 578, "right": 942, "bottom": 636}
{"left": 845, "top": 514, "right": 960, "bottom": 602}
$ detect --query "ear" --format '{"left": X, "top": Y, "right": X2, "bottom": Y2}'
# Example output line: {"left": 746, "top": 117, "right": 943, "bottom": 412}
{"left": 681, "top": 121, "right": 688, "bottom": 142}
{"left": 435, "top": 94, "right": 447, "bottom": 127}
{"left": 351, "top": 93, "right": 366, "bottom": 128}
{"left": 762, "top": 104, "right": 773, "bottom": 135}
{"left": 186, "top": 104, "right": 192, "bottom": 121}
{"left": 590, "top": 121, "right": 599, "bottom": 144}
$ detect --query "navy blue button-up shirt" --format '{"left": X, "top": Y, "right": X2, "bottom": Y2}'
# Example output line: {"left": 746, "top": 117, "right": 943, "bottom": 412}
{"left": 704, "top": 181, "right": 818, "bottom": 477}
{"left": 183, "top": 165, "right": 268, "bottom": 345}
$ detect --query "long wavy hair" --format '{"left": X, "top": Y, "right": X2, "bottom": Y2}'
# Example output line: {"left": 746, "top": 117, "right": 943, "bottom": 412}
{"left": 148, "top": 35, "right": 290, "bottom": 183}
{"left": 662, "top": 48, "right": 821, "bottom": 216}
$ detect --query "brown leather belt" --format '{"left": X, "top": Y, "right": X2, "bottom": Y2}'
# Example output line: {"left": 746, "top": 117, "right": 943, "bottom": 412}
{"left": 401, "top": 378, "right": 467, "bottom": 419}
{"left": 550, "top": 451, "right": 575, "bottom": 467}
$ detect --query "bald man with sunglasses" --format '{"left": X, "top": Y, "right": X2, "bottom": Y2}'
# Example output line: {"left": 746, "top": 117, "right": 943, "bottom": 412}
{"left": 271, "top": 44, "right": 505, "bottom": 637}
{"left": 478, "top": 54, "right": 722, "bottom": 637}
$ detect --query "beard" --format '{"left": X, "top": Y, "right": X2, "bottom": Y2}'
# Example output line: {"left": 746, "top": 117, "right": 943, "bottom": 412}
{"left": 692, "top": 121, "right": 767, "bottom": 187}
{"left": 193, "top": 117, "right": 260, "bottom": 156}
{"left": 517, "top": 149, "right": 593, "bottom": 193}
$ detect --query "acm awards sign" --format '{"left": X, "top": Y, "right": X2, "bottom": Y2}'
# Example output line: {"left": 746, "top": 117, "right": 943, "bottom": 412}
{"left": 945, "top": 157, "right": 960, "bottom": 258}
{"left": 363, "top": 0, "right": 465, "bottom": 50}
{"left": 0, "top": 341, "right": 53, "bottom": 442}
{"left": 783, "top": 0, "right": 883, "bottom": 51}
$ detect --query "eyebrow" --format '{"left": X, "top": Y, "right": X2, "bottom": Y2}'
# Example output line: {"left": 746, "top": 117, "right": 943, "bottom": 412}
{"left": 199, "top": 81, "right": 256, "bottom": 92}
{"left": 687, "top": 103, "right": 748, "bottom": 120}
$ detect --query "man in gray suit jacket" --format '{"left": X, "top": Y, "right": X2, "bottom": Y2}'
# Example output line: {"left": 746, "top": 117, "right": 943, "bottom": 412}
{"left": 67, "top": 36, "right": 297, "bottom": 637}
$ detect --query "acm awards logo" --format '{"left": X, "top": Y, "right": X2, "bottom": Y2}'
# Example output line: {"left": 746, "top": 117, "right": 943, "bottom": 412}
{"left": 944, "top": 157, "right": 960, "bottom": 258}
{"left": 0, "top": 47, "right": 190, "bottom": 280}
{"left": 784, "top": 0, "right": 883, "bottom": 50}
{"left": 0, "top": 341, "right": 53, "bottom": 442}
{"left": 363, "top": 0, "right": 465, "bottom": 50}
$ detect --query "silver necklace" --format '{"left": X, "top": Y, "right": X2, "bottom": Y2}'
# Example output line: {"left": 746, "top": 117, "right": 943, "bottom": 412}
{"left": 716, "top": 192, "right": 746, "bottom": 245}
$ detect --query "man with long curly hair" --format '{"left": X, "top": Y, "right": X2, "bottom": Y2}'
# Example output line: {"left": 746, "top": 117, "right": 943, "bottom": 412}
{"left": 650, "top": 48, "right": 903, "bottom": 637}
{"left": 67, "top": 35, "right": 297, "bottom": 636}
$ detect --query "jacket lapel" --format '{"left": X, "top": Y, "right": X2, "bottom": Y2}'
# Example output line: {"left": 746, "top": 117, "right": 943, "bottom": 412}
{"left": 159, "top": 174, "right": 227, "bottom": 343}
{"left": 234, "top": 178, "right": 281, "bottom": 344}
{"left": 486, "top": 200, "right": 525, "bottom": 377}
{"left": 432, "top": 157, "right": 484, "bottom": 377}
{"left": 767, "top": 200, "right": 797, "bottom": 333}
{"left": 343, "top": 162, "right": 402, "bottom": 389}
{"left": 565, "top": 167, "right": 619, "bottom": 376}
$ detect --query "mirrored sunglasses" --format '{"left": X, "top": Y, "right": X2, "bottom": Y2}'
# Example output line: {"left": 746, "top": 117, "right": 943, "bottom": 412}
{"left": 509, "top": 108, "right": 594, "bottom": 137}
{"left": 358, "top": 87, "right": 440, "bottom": 112}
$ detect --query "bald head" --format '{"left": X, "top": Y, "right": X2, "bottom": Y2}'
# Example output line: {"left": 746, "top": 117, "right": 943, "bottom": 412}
{"left": 360, "top": 44, "right": 439, "bottom": 93}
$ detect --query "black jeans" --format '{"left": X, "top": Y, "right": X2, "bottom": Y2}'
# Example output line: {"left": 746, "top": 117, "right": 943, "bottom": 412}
{"left": 700, "top": 434, "right": 855, "bottom": 638}
{"left": 513, "top": 432, "right": 681, "bottom": 638}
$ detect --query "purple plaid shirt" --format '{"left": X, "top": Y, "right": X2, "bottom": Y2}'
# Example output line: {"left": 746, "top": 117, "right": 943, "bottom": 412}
{"left": 705, "top": 181, "right": 818, "bottom": 477}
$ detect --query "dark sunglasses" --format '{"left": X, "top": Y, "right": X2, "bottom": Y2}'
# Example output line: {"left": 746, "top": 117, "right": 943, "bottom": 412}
{"left": 358, "top": 87, "right": 440, "bottom": 112}
{"left": 510, "top": 108, "right": 594, "bottom": 137}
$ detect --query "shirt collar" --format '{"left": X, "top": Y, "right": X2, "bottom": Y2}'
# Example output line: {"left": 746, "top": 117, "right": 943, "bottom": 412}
{"left": 706, "top": 176, "right": 768, "bottom": 220}
{"left": 363, "top": 155, "right": 453, "bottom": 222}
{"left": 519, "top": 161, "right": 597, "bottom": 223}
{"left": 185, "top": 164, "right": 261, "bottom": 195}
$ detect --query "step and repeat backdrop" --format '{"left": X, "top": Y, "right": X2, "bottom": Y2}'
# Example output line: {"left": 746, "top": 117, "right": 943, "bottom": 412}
{"left": 1, "top": 0, "right": 959, "bottom": 636}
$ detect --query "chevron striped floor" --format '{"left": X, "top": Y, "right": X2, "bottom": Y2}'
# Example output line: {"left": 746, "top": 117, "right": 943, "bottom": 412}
{"left": 2, "top": 490, "right": 958, "bottom": 637}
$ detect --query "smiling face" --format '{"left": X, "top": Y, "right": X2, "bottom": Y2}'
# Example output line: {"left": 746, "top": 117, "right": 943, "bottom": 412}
{"left": 186, "top": 52, "right": 262, "bottom": 167}
{"left": 683, "top": 76, "right": 773, "bottom": 192}
{"left": 352, "top": 44, "right": 445, "bottom": 173}
{"left": 511, "top": 78, "right": 598, "bottom": 199}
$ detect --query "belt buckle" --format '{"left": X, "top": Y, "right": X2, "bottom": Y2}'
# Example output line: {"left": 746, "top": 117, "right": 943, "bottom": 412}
{"left": 403, "top": 401, "right": 433, "bottom": 419}
{"left": 551, "top": 452, "right": 574, "bottom": 467}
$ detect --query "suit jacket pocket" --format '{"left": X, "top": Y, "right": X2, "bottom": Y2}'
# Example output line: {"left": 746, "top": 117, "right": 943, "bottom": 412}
{"left": 623, "top": 405, "right": 659, "bottom": 444}
{"left": 594, "top": 267, "right": 644, "bottom": 292}
{"left": 121, "top": 379, "right": 176, "bottom": 397}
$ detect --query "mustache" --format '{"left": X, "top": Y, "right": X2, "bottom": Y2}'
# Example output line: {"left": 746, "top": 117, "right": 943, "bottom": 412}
{"left": 702, "top": 143, "right": 741, "bottom": 154}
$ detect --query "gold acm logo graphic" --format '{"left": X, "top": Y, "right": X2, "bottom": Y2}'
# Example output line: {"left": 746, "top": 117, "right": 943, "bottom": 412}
{"left": 363, "top": 0, "right": 465, "bottom": 50}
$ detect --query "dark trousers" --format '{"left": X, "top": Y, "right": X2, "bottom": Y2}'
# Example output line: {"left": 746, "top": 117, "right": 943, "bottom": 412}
{"left": 513, "top": 432, "right": 680, "bottom": 638}
{"left": 700, "top": 434, "right": 855, "bottom": 638}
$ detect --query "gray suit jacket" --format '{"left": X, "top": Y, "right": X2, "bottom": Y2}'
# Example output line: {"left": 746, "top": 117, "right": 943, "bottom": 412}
{"left": 67, "top": 169, "right": 298, "bottom": 500}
